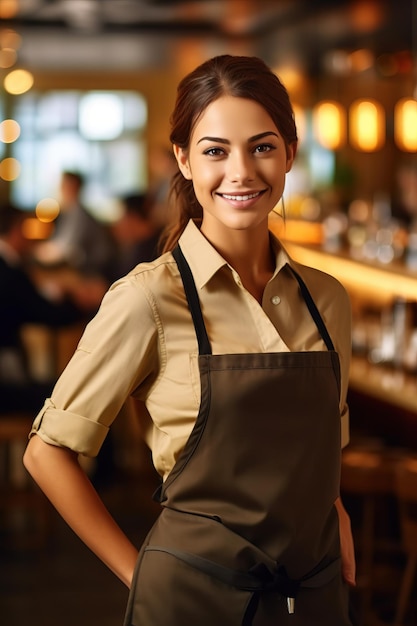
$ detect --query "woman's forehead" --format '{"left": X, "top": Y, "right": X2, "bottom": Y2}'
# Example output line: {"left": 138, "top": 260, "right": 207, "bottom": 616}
{"left": 190, "top": 96, "right": 279, "bottom": 141}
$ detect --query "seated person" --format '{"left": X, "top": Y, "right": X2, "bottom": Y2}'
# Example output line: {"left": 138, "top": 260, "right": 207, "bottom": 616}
{"left": 0, "top": 203, "right": 104, "bottom": 413}
{"left": 34, "top": 171, "right": 117, "bottom": 281}
{"left": 109, "top": 192, "right": 163, "bottom": 281}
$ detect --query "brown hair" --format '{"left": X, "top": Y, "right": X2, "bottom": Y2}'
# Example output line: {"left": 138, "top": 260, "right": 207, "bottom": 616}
{"left": 160, "top": 54, "right": 298, "bottom": 252}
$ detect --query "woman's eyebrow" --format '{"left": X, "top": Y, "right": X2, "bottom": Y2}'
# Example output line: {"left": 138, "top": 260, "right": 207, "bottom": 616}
{"left": 249, "top": 131, "right": 280, "bottom": 142}
{"left": 197, "top": 130, "right": 279, "bottom": 145}
{"left": 197, "top": 131, "right": 279, "bottom": 145}
{"left": 197, "top": 136, "right": 229, "bottom": 145}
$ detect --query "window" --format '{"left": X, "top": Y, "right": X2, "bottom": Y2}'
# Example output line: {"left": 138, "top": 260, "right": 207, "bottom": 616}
{"left": 10, "top": 90, "right": 147, "bottom": 221}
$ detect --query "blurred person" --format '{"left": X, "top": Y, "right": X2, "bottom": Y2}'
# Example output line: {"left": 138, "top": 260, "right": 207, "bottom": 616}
{"left": 35, "top": 170, "right": 117, "bottom": 280}
{"left": 109, "top": 192, "right": 162, "bottom": 281}
{"left": 0, "top": 203, "right": 102, "bottom": 413}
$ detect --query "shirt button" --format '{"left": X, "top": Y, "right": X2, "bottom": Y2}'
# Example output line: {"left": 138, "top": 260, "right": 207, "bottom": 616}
{"left": 271, "top": 295, "right": 281, "bottom": 305}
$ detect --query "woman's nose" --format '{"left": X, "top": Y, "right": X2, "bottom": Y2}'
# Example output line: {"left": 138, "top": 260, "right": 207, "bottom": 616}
{"left": 226, "top": 151, "right": 254, "bottom": 183}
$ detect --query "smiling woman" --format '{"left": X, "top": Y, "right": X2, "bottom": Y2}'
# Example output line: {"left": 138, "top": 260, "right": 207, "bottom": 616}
{"left": 23, "top": 54, "right": 356, "bottom": 626}
{"left": 173, "top": 96, "right": 296, "bottom": 259}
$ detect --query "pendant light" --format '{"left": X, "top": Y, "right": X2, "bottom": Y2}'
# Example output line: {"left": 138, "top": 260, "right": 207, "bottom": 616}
{"left": 312, "top": 100, "right": 346, "bottom": 150}
{"left": 349, "top": 99, "right": 385, "bottom": 151}
{"left": 394, "top": 98, "right": 417, "bottom": 151}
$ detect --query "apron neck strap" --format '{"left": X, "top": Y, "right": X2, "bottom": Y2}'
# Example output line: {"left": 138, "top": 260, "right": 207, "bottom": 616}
{"left": 173, "top": 244, "right": 335, "bottom": 355}
{"left": 287, "top": 265, "right": 335, "bottom": 351}
{"left": 173, "top": 245, "right": 212, "bottom": 355}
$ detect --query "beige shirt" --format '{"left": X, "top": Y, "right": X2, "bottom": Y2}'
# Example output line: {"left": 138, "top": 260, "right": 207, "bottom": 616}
{"left": 30, "top": 220, "right": 351, "bottom": 479}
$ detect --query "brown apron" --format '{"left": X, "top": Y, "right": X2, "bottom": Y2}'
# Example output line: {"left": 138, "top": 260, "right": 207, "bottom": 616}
{"left": 123, "top": 245, "right": 352, "bottom": 626}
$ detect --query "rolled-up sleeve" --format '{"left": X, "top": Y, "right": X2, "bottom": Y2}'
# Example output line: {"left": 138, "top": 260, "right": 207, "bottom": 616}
{"left": 30, "top": 399, "right": 109, "bottom": 456}
{"left": 29, "top": 272, "right": 159, "bottom": 456}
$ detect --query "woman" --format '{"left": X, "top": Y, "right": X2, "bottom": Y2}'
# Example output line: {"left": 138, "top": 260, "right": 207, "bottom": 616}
{"left": 24, "top": 55, "right": 355, "bottom": 625}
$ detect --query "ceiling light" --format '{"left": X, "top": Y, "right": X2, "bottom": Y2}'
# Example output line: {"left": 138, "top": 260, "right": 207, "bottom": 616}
{"left": 313, "top": 101, "right": 346, "bottom": 150}
{"left": 394, "top": 98, "right": 417, "bottom": 152}
{"left": 349, "top": 99, "right": 385, "bottom": 151}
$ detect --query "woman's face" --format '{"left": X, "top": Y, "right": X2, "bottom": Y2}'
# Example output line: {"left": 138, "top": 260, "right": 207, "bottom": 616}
{"left": 174, "top": 95, "right": 296, "bottom": 238}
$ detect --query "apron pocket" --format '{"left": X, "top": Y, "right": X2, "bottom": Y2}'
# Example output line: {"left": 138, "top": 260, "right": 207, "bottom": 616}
{"left": 128, "top": 546, "right": 253, "bottom": 626}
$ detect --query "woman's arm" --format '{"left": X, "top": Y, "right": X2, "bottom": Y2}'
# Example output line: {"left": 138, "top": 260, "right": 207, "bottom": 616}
{"left": 23, "top": 435, "right": 139, "bottom": 588}
{"left": 335, "top": 496, "right": 356, "bottom": 587}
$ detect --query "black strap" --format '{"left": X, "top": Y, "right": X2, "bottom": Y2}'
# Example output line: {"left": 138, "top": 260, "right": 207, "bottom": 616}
{"left": 172, "top": 245, "right": 212, "bottom": 356}
{"left": 145, "top": 545, "right": 341, "bottom": 625}
{"left": 173, "top": 244, "right": 335, "bottom": 355}
{"left": 287, "top": 265, "right": 335, "bottom": 351}
{"left": 144, "top": 545, "right": 340, "bottom": 593}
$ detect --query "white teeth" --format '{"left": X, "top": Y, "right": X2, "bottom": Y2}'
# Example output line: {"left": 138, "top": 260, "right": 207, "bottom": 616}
{"left": 222, "top": 192, "right": 260, "bottom": 201}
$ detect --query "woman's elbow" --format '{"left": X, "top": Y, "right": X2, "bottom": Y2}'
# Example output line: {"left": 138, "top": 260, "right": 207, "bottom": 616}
{"left": 23, "top": 434, "right": 69, "bottom": 479}
{"left": 23, "top": 434, "right": 45, "bottom": 477}
{"left": 24, "top": 435, "right": 77, "bottom": 473}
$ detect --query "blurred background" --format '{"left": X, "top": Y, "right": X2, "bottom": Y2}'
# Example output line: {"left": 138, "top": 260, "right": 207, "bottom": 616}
{"left": 0, "top": 0, "right": 415, "bottom": 213}
{"left": 1, "top": 1, "right": 417, "bottom": 625}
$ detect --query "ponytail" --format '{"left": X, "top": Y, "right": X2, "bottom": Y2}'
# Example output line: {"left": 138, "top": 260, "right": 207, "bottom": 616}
{"left": 159, "top": 171, "right": 202, "bottom": 253}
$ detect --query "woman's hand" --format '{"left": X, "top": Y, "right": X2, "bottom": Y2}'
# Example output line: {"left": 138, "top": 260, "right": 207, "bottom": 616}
{"left": 335, "top": 496, "right": 356, "bottom": 586}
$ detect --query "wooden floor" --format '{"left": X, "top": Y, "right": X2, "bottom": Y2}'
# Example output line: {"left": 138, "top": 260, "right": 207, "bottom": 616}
{"left": 0, "top": 463, "right": 161, "bottom": 626}
{"left": 0, "top": 466, "right": 416, "bottom": 626}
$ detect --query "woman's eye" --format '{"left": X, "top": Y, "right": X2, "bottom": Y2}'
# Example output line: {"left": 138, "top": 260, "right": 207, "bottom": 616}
{"left": 204, "top": 147, "right": 225, "bottom": 157}
{"left": 254, "top": 143, "right": 274, "bottom": 154}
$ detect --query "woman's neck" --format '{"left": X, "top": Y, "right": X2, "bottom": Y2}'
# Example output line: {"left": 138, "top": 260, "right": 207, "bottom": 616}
{"left": 201, "top": 224, "right": 275, "bottom": 303}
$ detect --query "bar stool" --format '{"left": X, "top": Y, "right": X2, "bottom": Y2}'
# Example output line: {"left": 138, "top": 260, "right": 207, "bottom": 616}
{"left": 393, "top": 457, "right": 417, "bottom": 626}
{"left": 0, "top": 413, "right": 51, "bottom": 549}
{"left": 341, "top": 441, "right": 401, "bottom": 625}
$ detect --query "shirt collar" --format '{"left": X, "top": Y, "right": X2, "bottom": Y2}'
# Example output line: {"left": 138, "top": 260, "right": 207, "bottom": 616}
{"left": 178, "top": 220, "right": 227, "bottom": 289}
{"left": 178, "top": 219, "right": 295, "bottom": 289}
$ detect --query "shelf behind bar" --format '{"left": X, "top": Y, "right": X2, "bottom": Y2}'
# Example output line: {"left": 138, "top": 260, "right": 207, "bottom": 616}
{"left": 268, "top": 218, "right": 417, "bottom": 303}
{"left": 268, "top": 221, "right": 417, "bottom": 413}
{"left": 350, "top": 355, "right": 417, "bottom": 414}
{"left": 282, "top": 241, "right": 417, "bottom": 303}
{"left": 283, "top": 240, "right": 417, "bottom": 412}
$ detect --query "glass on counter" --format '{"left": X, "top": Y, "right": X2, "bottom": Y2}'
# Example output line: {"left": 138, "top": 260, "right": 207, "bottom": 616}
{"left": 345, "top": 194, "right": 407, "bottom": 265}
{"left": 353, "top": 299, "right": 417, "bottom": 374}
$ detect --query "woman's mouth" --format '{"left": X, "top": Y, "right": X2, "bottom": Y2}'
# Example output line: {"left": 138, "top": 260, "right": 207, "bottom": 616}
{"left": 220, "top": 191, "right": 263, "bottom": 202}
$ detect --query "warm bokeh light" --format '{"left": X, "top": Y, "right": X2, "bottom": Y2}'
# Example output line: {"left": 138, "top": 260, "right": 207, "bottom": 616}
{"left": 0, "top": 156, "right": 21, "bottom": 181}
{"left": 0, "top": 119, "right": 21, "bottom": 143}
{"left": 349, "top": 99, "right": 385, "bottom": 151}
{"left": 349, "top": 49, "right": 374, "bottom": 72}
{"left": 0, "top": 47, "right": 17, "bottom": 68}
{"left": 222, "top": 0, "right": 256, "bottom": 35}
{"left": 349, "top": 0, "right": 384, "bottom": 32}
{"left": 0, "top": 29, "right": 20, "bottom": 68}
{"left": 0, "top": 0, "right": 18, "bottom": 19}
{"left": 394, "top": 98, "right": 417, "bottom": 152}
{"left": 313, "top": 101, "right": 346, "bottom": 150}
{"left": 323, "top": 49, "right": 352, "bottom": 76}
{"left": 274, "top": 66, "right": 305, "bottom": 95}
{"left": 4, "top": 69, "right": 34, "bottom": 95}
{"left": 22, "top": 217, "right": 53, "bottom": 240}
{"left": 35, "top": 198, "right": 61, "bottom": 223}
{"left": 0, "top": 28, "right": 21, "bottom": 49}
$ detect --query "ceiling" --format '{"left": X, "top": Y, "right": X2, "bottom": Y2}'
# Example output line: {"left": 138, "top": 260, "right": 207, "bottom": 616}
{"left": 1, "top": 0, "right": 415, "bottom": 75}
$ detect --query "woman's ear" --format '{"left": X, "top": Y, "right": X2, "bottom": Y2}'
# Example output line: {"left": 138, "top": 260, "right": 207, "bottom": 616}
{"left": 285, "top": 141, "right": 298, "bottom": 173}
{"left": 173, "top": 145, "right": 192, "bottom": 180}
